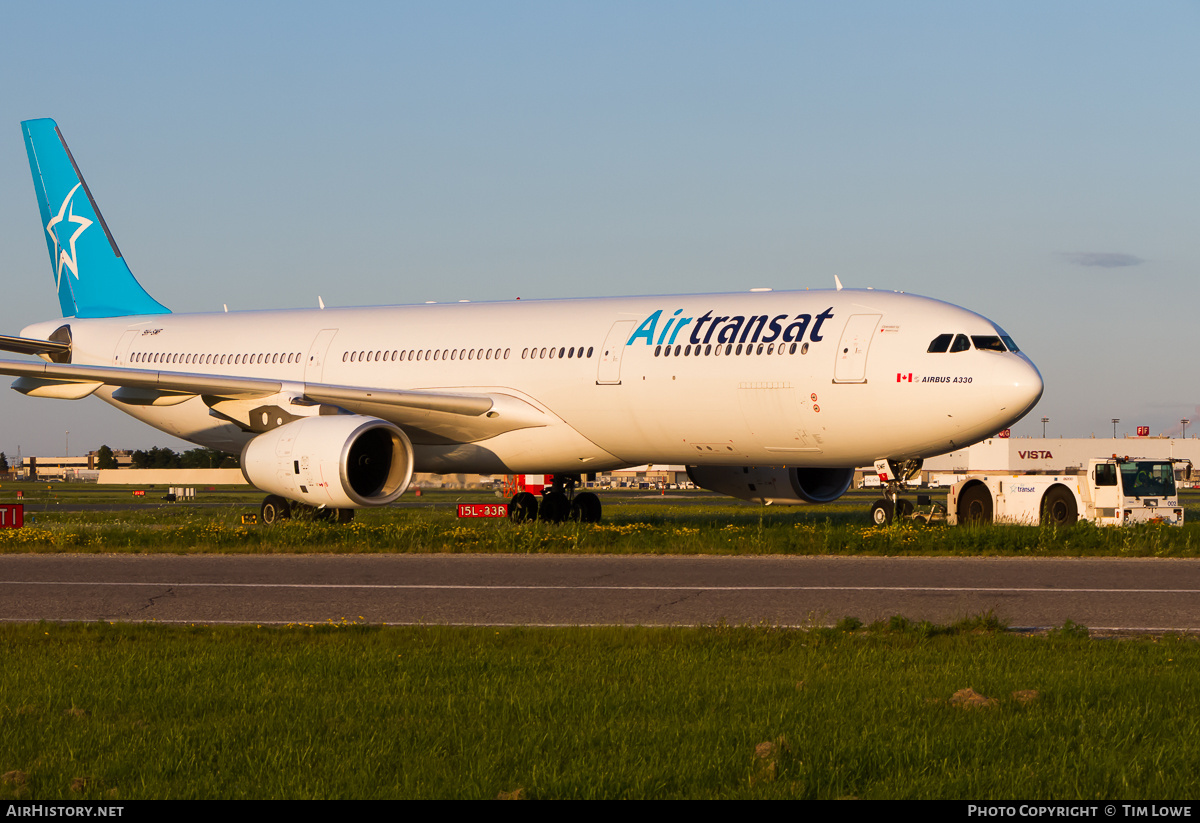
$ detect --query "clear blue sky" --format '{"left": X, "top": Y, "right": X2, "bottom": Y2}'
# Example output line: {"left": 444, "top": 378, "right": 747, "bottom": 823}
{"left": 1, "top": 1, "right": 1197, "bottom": 457}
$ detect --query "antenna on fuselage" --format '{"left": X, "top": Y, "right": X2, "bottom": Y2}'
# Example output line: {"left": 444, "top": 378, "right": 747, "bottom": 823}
{"left": 319, "top": 296, "right": 325, "bottom": 309}
{"left": 834, "top": 275, "right": 844, "bottom": 291}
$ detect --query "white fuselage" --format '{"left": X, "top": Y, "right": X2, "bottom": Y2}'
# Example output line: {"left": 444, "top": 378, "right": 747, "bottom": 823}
{"left": 22, "top": 288, "right": 1043, "bottom": 474}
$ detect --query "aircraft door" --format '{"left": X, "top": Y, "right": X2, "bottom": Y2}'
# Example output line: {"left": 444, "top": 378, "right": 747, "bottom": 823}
{"left": 596, "top": 320, "right": 636, "bottom": 385}
{"left": 833, "top": 314, "right": 882, "bottom": 383}
{"left": 1092, "top": 462, "right": 1121, "bottom": 516}
{"left": 305, "top": 329, "right": 339, "bottom": 384}
{"left": 114, "top": 329, "right": 139, "bottom": 366}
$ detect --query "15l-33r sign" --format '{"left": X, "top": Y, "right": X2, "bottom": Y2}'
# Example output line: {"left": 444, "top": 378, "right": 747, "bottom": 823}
{"left": 457, "top": 504, "right": 509, "bottom": 518}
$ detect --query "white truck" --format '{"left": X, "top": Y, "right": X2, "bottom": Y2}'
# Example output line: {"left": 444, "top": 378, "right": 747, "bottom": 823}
{"left": 945, "top": 457, "right": 1190, "bottom": 527}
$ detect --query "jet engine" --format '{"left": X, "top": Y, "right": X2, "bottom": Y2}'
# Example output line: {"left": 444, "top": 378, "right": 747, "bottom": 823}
{"left": 241, "top": 415, "right": 414, "bottom": 509}
{"left": 685, "top": 465, "right": 854, "bottom": 505}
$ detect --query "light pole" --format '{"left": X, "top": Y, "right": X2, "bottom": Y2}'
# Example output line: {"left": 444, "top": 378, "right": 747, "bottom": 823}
{"left": 65, "top": 431, "right": 69, "bottom": 457}
{"left": 1183, "top": 419, "right": 1190, "bottom": 439}
{"left": 1041, "top": 417, "right": 1049, "bottom": 438}
{"left": 1112, "top": 419, "right": 1120, "bottom": 439}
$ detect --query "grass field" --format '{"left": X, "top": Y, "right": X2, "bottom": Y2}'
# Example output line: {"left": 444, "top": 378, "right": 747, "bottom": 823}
{"left": 2, "top": 618, "right": 1198, "bottom": 800}
{"left": 3, "top": 484, "right": 1198, "bottom": 799}
{"left": 1, "top": 484, "right": 1198, "bottom": 556}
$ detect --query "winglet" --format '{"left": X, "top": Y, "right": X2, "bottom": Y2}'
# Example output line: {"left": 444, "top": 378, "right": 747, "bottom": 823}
{"left": 22, "top": 119, "right": 170, "bottom": 318}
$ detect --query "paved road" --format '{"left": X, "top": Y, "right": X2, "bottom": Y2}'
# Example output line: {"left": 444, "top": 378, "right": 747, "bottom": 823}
{"left": 1, "top": 554, "right": 1198, "bottom": 632}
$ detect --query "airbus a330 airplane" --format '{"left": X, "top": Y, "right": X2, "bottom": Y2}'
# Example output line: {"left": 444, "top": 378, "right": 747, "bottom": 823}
{"left": 0, "top": 119, "right": 1042, "bottom": 524}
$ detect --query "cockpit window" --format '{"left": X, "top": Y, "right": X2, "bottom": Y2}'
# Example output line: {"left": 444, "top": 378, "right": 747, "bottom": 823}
{"left": 929, "top": 332, "right": 1015, "bottom": 353}
{"left": 971, "top": 335, "right": 1006, "bottom": 352}
{"left": 927, "top": 334, "right": 952, "bottom": 353}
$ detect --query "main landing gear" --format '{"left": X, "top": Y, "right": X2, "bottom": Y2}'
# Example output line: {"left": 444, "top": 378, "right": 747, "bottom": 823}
{"left": 868, "top": 458, "right": 923, "bottom": 526}
{"left": 260, "top": 494, "right": 354, "bottom": 525}
{"left": 508, "top": 475, "right": 602, "bottom": 524}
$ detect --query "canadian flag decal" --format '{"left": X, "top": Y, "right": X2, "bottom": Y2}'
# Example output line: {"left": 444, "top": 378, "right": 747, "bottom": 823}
{"left": 897, "top": 373, "right": 913, "bottom": 382}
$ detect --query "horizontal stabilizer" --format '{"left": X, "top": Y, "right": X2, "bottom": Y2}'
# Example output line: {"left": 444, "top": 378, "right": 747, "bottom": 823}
{"left": 0, "top": 334, "right": 71, "bottom": 357}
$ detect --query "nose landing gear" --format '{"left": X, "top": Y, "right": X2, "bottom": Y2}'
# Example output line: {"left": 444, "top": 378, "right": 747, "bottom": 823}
{"left": 868, "top": 458, "right": 923, "bottom": 525}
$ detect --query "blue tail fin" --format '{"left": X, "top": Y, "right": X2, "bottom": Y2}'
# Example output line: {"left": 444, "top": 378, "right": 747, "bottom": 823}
{"left": 22, "top": 119, "right": 169, "bottom": 318}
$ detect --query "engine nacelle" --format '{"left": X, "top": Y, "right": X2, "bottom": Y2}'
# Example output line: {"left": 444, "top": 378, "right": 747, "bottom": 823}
{"left": 686, "top": 465, "right": 854, "bottom": 505}
{"left": 241, "top": 415, "right": 414, "bottom": 509}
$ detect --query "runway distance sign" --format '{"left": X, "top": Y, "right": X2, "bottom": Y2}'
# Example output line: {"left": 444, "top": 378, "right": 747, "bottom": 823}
{"left": 0, "top": 504, "right": 24, "bottom": 529}
{"left": 457, "top": 503, "right": 510, "bottom": 518}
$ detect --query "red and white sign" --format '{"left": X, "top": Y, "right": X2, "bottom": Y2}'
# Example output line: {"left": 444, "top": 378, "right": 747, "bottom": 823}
{"left": 518, "top": 475, "right": 549, "bottom": 495}
{"left": 132, "top": 490, "right": 145, "bottom": 497}
{"left": 998, "top": 429, "right": 1011, "bottom": 438}
{"left": 0, "top": 504, "right": 24, "bottom": 529}
{"left": 457, "top": 503, "right": 509, "bottom": 518}
{"left": 1137, "top": 426, "right": 1149, "bottom": 437}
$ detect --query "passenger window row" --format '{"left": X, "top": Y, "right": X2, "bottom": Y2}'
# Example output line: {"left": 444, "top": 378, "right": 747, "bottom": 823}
{"left": 654, "top": 341, "right": 809, "bottom": 357}
{"left": 131, "top": 351, "right": 302, "bottom": 366}
{"left": 343, "top": 348, "right": 511, "bottom": 363}
{"left": 521, "top": 346, "right": 594, "bottom": 360}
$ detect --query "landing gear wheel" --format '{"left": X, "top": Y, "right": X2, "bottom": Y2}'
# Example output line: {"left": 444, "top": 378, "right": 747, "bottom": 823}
{"left": 261, "top": 495, "right": 291, "bottom": 525}
{"left": 570, "top": 491, "right": 602, "bottom": 523}
{"left": 870, "top": 499, "right": 894, "bottom": 525}
{"left": 539, "top": 491, "right": 570, "bottom": 522}
{"left": 896, "top": 499, "right": 914, "bottom": 519}
{"left": 313, "top": 507, "right": 354, "bottom": 524}
{"left": 958, "top": 485, "right": 993, "bottom": 525}
{"left": 1041, "top": 486, "right": 1078, "bottom": 527}
{"left": 508, "top": 492, "right": 539, "bottom": 523}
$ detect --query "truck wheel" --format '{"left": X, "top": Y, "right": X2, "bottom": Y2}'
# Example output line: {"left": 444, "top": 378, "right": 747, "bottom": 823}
{"left": 958, "top": 485, "right": 993, "bottom": 525}
{"left": 870, "top": 499, "right": 894, "bottom": 525}
{"left": 1041, "top": 486, "right": 1078, "bottom": 526}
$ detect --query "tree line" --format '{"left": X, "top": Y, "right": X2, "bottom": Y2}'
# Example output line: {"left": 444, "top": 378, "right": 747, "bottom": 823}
{"left": 96, "top": 445, "right": 239, "bottom": 470}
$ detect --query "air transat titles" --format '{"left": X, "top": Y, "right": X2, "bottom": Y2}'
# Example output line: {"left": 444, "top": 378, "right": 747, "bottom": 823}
{"left": 626, "top": 307, "right": 836, "bottom": 347}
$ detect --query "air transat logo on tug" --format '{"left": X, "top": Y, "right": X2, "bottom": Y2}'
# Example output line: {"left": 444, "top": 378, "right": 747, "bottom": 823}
{"left": 626, "top": 307, "right": 835, "bottom": 347}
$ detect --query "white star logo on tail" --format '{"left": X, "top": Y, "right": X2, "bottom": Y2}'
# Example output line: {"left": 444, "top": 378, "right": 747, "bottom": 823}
{"left": 45, "top": 183, "right": 92, "bottom": 290}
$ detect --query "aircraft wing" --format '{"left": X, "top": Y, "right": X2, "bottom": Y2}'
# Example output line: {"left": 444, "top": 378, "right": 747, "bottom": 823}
{"left": 0, "top": 357, "right": 542, "bottom": 445}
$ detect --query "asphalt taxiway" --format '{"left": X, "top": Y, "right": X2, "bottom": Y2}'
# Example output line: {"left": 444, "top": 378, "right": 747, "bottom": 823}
{"left": 2, "top": 554, "right": 1198, "bottom": 633}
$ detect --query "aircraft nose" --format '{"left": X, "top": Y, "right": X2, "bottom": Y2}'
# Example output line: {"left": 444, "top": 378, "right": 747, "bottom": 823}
{"left": 993, "top": 355, "right": 1044, "bottom": 423}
